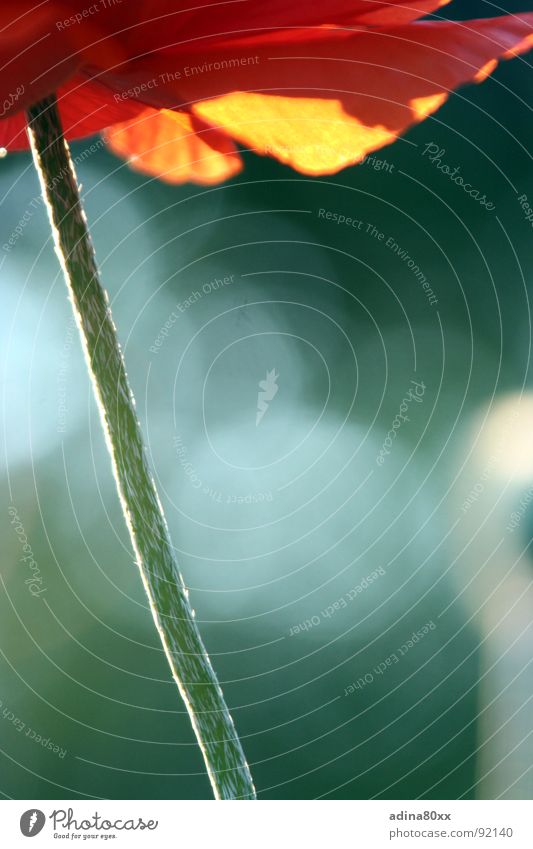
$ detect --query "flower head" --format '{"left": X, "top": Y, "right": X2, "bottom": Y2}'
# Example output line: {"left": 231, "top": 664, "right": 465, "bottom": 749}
{"left": 1, "top": 1, "right": 532, "bottom": 183}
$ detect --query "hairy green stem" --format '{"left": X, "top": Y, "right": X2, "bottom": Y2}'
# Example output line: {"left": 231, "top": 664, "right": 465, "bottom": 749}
{"left": 26, "top": 94, "right": 255, "bottom": 800}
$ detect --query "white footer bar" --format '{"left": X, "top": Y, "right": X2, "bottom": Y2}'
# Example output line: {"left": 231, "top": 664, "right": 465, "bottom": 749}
{"left": 2, "top": 800, "right": 532, "bottom": 848}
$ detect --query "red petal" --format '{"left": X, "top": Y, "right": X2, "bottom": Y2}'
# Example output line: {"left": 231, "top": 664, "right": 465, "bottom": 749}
{"left": 0, "top": 76, "right": 146, "bottom": 151}
{"left": 0, "top": 1, "right": 128, "bottom": 117}
{"left": 174, "top": 0, "right": 452, "bottom": 45}
{"left": 179, "top": 15, "right": 533, "bottom": 175}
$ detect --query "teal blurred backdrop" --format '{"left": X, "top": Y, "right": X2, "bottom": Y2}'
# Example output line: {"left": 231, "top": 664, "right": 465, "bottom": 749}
{"left": 1, "top": 0, "right": 533, "bottom": 800}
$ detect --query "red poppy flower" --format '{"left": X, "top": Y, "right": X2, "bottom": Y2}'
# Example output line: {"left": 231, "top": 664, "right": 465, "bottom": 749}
{"left": 1, "top": 1, "right": 532, "bottom": 184}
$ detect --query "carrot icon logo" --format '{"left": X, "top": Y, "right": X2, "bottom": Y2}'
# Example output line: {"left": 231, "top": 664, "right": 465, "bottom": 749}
{"left": 20, "top": 809, "right": 46, "bottom": 837}
{"left": 256, "top": 369, "right": 279, "bottom": 426}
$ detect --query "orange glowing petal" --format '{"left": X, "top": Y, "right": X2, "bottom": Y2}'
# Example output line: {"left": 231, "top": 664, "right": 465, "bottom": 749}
{"left": 104, "top": 108, "right": 242, "bottom": 185}
{"left": 473, "top": 59, "right": 499, "bottom": 83}
{"left": 409, "top": 93, "right": 448, "bottom": 119}
{"left": 503, "top": 30, "right": 533, "bottom": 58}
{"left": 187, "top": 15, "right": 533, "bottom": 176}
{"left": 196, "top": 94, "right": 392, "bottom": 175}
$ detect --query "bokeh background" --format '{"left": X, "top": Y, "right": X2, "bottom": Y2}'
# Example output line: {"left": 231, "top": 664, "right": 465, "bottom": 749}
{"left": 1, "top": 0, "right": 533, "bottom": 801}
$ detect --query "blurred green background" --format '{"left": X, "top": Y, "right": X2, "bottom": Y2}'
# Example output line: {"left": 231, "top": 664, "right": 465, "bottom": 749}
{"left": 1, "top": 0, "right": 533, "bottom": 801}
